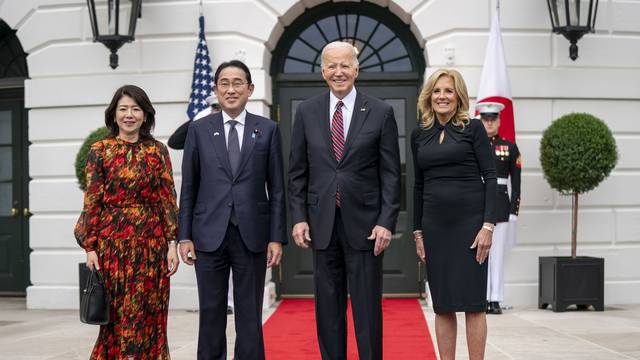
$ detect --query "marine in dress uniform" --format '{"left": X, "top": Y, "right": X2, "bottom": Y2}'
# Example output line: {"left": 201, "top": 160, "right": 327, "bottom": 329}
{"left": 476, "top": 102, "right": 521, "bottom": 315}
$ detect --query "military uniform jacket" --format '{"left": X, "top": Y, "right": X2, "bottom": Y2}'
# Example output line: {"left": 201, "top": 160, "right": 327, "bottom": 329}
{"left": 491, "top": 135, "right": 521, "bottom": 223}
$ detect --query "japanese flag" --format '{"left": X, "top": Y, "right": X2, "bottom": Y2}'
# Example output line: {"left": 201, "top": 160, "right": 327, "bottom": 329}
{"left": 476, "top": 3, "right": 515, "bottom": 143}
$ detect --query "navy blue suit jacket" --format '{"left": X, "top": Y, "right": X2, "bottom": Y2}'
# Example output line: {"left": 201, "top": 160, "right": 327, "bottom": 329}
{"left": 178, "top": 111, "right": 286, "bottom": 253}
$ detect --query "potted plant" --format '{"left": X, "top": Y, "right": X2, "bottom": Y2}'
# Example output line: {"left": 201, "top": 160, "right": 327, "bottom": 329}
{"left": 538, "top": 113, "right": 618, "bottom": 312}
{"left": 74, "top": 126, "right": 109, "bottom": 302}
{"left": 74, "top": 127, "right": 109, "bottom": 190}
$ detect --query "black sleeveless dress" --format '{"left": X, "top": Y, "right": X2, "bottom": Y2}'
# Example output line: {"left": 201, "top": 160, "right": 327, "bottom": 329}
{"left": 411, "top": 118, "right": 496, "bottom": 314}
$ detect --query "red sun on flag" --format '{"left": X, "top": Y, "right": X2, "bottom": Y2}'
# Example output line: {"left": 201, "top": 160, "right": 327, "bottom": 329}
{"left": 476, "top": 2, "right": 516, "bottom": 143}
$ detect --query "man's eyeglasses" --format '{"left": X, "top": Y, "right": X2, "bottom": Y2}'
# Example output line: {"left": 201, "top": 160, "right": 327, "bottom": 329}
{"left": 216, "top": 81, "right": 249, "bottom": 91}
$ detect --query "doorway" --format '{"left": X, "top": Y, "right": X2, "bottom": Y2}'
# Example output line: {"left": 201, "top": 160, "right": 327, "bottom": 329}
{"left": 271, "top": 2, "right": 426, "bottom": 297}
{"left": 0, "top": 20, "right": 30, "bottom": 294}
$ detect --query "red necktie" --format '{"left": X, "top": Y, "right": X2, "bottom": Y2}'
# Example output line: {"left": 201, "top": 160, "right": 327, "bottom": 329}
{"left": 331, "top": 101, "right": 345, "bottom": 206}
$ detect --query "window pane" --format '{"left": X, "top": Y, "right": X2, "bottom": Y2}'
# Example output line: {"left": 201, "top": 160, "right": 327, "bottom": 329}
{"left": 0, "top": 147, "right": 11, "bottom": 181}
{"left": 317, "top": 17, "right": 340, "bottom": 42}
{"left": 346, "top": 14, "right": 358, "bottom": 39}
{"left": 0, "top": 111, "right": 11, "bottom": 145}
{"left": 337, "top": 15, "right": 347, "bottom": 39}
{"left": 384, "top": 57, "right": 412, "bottom": 72}
{"left": 0, "top": 182, "right": 11, "bottom": 216}
{"left": 289, "top": 39, "right": 317, "bottom": 63}
{"left": 369, "top": 24, "right": 394, "bottom": 49}
{"left": 360, "top": 54, "right": 380, "bottom": 68}
{"left": 355, "top": 16, "right": 377, "bottom": 43}
{"left": 300, "top": 25, "right": 326, "bottom": 50}
{"left": 358, "top": 45, "right": 374, "bottom": 62}
{"left": 379, "top": 38, "right": 407, "bottom": 61}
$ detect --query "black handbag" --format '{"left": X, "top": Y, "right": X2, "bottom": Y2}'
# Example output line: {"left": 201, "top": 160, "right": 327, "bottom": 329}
{"left": 79, "top": 263, "right": 110, "bottom": 325}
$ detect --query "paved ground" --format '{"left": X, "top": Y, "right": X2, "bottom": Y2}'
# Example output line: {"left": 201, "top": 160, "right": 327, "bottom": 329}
{"left": 1, "top": 297, "right": 640, "bottom": 359}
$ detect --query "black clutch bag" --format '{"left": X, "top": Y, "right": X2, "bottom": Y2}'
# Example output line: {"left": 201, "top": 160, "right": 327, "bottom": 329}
{"left": 79, "top": 263, "right": 110, "bottom": 325}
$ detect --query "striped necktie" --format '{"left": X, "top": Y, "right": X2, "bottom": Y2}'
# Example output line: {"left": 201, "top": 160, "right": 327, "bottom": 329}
{"left": 331, "top": 101, "right": 345, "bottom": 206}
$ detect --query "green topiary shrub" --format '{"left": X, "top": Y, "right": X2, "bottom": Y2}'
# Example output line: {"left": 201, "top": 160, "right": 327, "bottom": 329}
{"left": 75, "top": 127, "right": 110, "bottom": 191}
{"left": 540, "top": 113, "right": 618, "bottom": 257}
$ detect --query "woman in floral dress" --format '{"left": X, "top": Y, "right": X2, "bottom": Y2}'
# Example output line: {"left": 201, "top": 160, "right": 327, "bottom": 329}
{"left": 75, "top": 85, "right": 179, "bottom": 360}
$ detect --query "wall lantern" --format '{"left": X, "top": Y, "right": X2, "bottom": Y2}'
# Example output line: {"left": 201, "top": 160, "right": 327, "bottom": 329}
{"left": 87, "top": 0, "right": 142, "bottom": 69}
{"left": 546, "top": 0, "right": 599, "bottom": 61}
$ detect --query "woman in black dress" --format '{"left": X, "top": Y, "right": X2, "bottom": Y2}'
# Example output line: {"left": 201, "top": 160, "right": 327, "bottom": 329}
{"left": 411, "top": 69, "right": 496, "bottom": 360}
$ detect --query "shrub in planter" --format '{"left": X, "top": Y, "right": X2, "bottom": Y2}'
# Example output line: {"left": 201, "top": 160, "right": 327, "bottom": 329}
{"left": 539, "top": 112, "right": 618, "bottom": 257}
{"left": 74, "top": 127, "right": 109, "bottom": 191}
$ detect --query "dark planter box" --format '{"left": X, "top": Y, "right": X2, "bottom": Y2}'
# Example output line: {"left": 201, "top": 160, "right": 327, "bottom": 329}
{"left": 539, "top": 256, "right": 604, "bottom": 312}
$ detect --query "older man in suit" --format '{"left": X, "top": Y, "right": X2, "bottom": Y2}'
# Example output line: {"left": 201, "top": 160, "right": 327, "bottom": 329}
{"left": 288, "top": 41, "right": 401, "bottom": 360}
{"left": 178, "top": 60, "right": 286, "bottom": 360}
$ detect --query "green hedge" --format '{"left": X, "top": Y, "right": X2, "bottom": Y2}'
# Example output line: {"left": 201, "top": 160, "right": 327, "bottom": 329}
{"left": 540, "top": 113, "right": 618, "bottom": 195}
{"left": 75, "top": 127, "right": 110, "bottom": 191}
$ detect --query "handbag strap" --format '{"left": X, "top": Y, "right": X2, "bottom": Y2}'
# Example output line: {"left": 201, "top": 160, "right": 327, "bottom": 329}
{"left": 84, "top": 267, "right": 104, "bottom": 291}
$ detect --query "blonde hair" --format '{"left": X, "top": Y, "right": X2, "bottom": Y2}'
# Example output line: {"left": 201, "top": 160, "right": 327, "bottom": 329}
{"left": 418, "top": 68, "right": 470, "bottom": 129}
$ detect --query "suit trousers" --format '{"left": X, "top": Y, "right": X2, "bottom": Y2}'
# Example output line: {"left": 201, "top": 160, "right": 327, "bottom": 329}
{"left": 487, "top": 221, "right": 509, "bottom": 302}
{"left": 194, "top": 223, "right": 267, "bottom": 360}
{"left": 313, "top": 208, "right": 383, "bottom": 360}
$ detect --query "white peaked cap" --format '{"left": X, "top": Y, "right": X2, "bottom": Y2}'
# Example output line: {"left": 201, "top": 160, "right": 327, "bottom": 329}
{"left": 205, "top": 95, "right": 218, "bottom": 106}
{"left": 476, "top": 102, "right": 505, "bottom": 115}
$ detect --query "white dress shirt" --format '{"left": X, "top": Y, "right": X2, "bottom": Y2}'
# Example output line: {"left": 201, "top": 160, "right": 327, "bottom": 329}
{"left": 329, "top": 87, "right": 357, "bottom": 139}
{"left": 221, "top": 109, "right": 246, "bottom": 150}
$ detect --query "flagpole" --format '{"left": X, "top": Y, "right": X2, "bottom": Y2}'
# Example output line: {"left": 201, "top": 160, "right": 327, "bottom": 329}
{"left": 199, "top": 0, "right": 203, "bottom": 16}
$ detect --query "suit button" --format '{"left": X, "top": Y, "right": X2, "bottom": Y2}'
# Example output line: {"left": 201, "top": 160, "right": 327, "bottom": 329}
{"left": 227, "top": 202, "right": 232, "bottom": 207}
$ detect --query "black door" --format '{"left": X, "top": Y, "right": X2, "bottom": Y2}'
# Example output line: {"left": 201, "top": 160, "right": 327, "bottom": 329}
{"left": 0, "top": 88, "right": 29, "bottom": 294}
{"left": 276, "top": 84, "right": 423, "bottom": 297}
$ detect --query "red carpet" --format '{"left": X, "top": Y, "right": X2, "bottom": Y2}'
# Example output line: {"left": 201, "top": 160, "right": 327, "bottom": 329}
{"left": 263, "top": 298, "right": 436, "bottom": 359}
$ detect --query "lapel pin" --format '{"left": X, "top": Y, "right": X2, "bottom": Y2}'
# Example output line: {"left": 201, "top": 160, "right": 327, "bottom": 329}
{"left": 253, "top": 128, "right": 262, "bottom": 138}
{"left": 360, "top": 107, "right": 367, "bottom": 112}
{"left": 214, "top": 131, "right": 220, "bottom": 136}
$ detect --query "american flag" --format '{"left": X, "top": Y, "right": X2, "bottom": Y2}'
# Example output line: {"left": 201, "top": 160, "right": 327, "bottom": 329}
{"left": 186, "top": 15, "right": 214, "bottom": 120}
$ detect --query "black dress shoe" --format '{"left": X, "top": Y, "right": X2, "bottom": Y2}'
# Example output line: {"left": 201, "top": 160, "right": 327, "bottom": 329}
{"left": 487, "top": 301, "right": 503, "bottom": 315}
{"left": 227, "top": 306, "right": 233, "bottom": 315}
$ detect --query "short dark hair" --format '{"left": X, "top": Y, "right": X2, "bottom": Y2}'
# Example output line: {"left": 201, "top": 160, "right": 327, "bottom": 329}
{"left": 214, "top": 60, "right": 252, "bottom": 85}
{"left": 104, "top": 85, "right": 156, "bottom": 141}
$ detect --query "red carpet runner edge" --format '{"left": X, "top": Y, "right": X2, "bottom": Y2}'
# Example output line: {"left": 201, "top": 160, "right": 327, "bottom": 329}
{"left": 263, "top": 298, "right": 437, "bottom": 359}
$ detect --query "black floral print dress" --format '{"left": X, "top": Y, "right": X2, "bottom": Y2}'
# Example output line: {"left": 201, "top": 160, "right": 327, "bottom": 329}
{"left": 75, "top": 137, "right": 178, "bottom": 360}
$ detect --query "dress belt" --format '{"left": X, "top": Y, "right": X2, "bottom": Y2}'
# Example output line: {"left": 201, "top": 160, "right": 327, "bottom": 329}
{"left": 105, "top": 203, "right": 159, "bottom": 208}
{"left": 497, "top": 177, "right": 508, "bottom": 185}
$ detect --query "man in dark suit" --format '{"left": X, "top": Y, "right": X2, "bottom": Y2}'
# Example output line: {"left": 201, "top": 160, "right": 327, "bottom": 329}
{"left": 288, "top": 41, "right": 401, "bottom": 360}
{"left": 178, "top": 60, "right": 286, "bottom": 360}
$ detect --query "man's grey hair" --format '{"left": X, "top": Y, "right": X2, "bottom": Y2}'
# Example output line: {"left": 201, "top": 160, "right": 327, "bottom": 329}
{"left": 320, "top": 41, "right": 360, "bottom": 67}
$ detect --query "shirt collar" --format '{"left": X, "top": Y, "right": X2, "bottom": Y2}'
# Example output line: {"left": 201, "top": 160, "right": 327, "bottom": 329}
{"left": 221, "top": 109, "right": 247, "bottom": 126}
{"left": 330, "top": 87, "right": 357, "bottom": 112}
